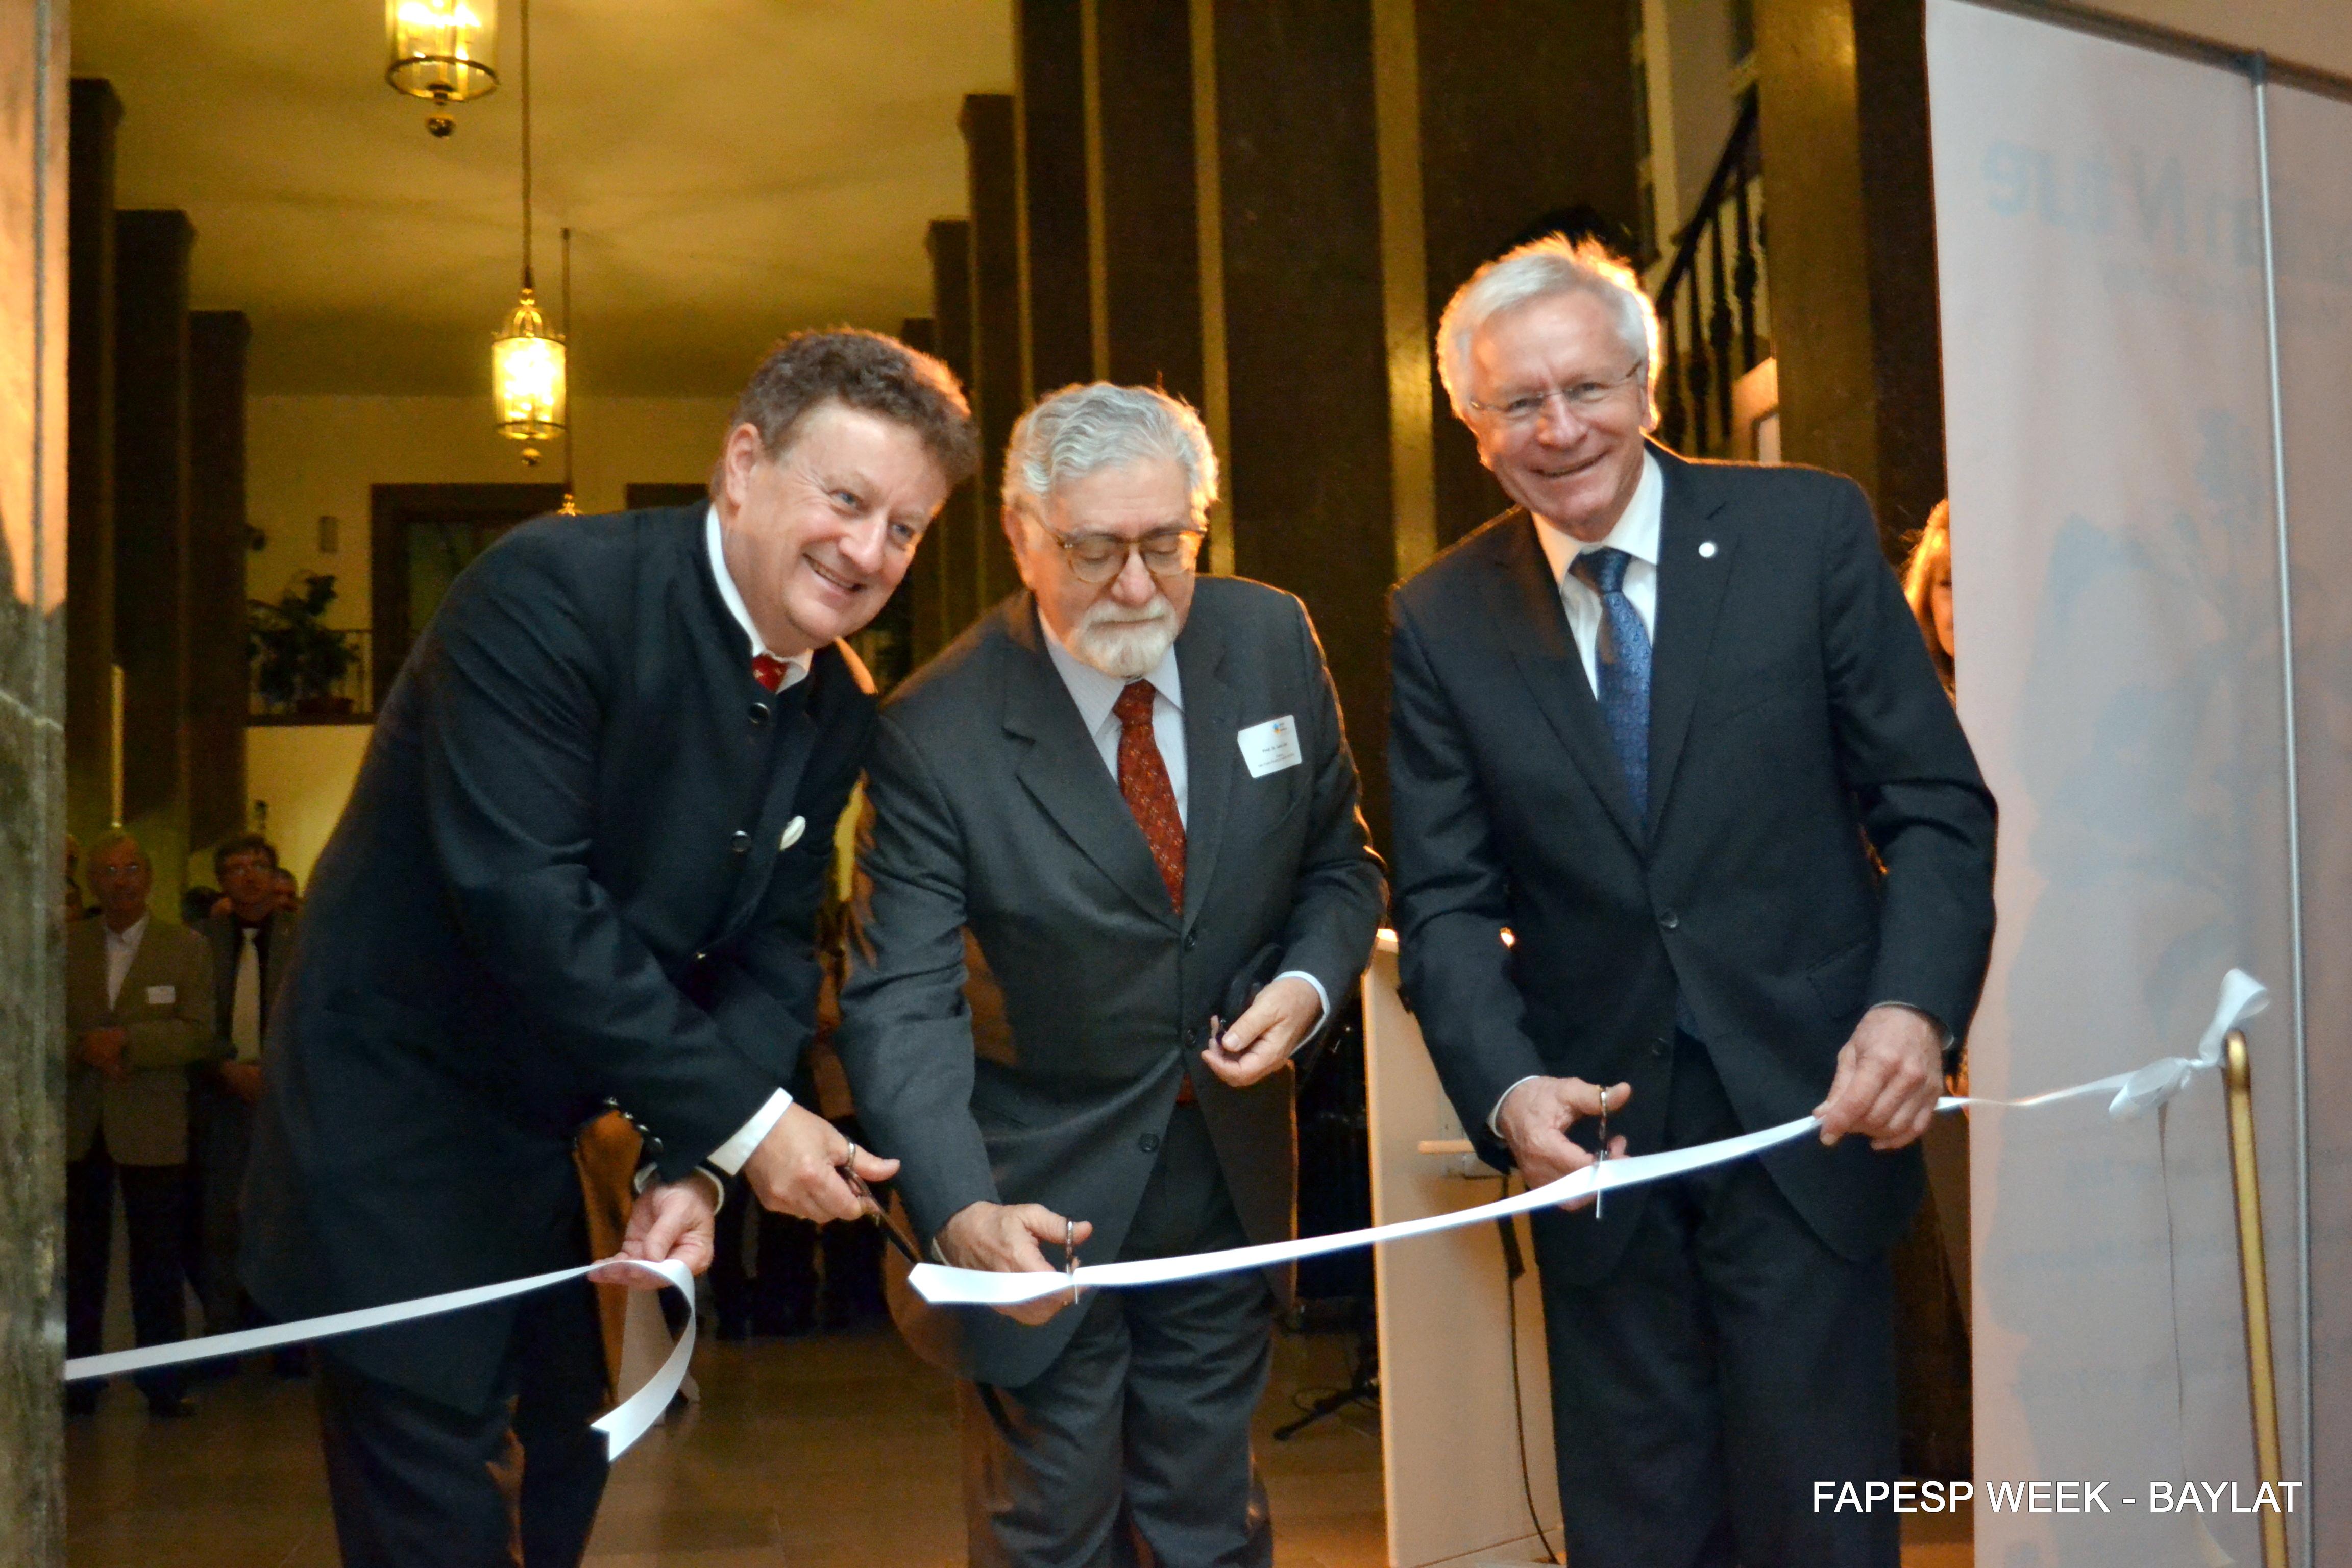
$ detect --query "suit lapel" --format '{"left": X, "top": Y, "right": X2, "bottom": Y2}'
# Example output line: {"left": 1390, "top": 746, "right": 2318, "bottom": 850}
{"left": 1174, "top": 606, "right": 1240, "bottom": 933}
{"left": 1479, "top": 516, "right": 1645, "bottom": 851}
{"left": 1644, "top": 446, "right": 1736, "bottom": 836}
{"left": 1001, "top": 599, "right": 1183, "bottom": 928}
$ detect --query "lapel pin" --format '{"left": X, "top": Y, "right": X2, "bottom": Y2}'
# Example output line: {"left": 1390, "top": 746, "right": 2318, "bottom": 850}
{"left": 779, "top": 815, "right": 806, "bottom": 850}
{"left": 1698, "top": 541, "right": 1718, "bottom": 559}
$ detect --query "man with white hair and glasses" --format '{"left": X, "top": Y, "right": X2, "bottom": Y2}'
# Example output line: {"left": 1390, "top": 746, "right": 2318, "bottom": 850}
{"left": 841, "top": 382, "right": 1383, "bottom": 1566}
{"left": 1388, "top": 237, "right": 1996, "bottom": 1566}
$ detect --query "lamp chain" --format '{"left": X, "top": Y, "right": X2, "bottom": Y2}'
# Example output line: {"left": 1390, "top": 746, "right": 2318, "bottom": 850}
{"left": 520, "top": 0, "right": 533, "bottom": 290}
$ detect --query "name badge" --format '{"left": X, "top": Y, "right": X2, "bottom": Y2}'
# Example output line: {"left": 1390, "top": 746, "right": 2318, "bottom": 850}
{"left": 1237, "top": 715, "right": 1303, "bottom": 779}
{"left": 145, "top": 985, "right": 176, "bottom": 1006}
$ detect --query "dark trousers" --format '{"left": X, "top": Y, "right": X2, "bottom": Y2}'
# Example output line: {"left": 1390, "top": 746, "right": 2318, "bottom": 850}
{"left": 188, "top": 1075, "right": 253, "bottom": 1335}
{"left": 961, "top": 1103, "right": 1277, "bottom": 1568}
{"left": 65, "top": 1135, "right": 189, "bottom": 1404}
{"left": 1538, "top": 1034, "right": 1901, "bottom": 1568}
{"left": 314, "top": 1267, "right": 609, "bottom": 1566}
{"left": 711, "top": 1180, "right": 819, "bottom": 1336}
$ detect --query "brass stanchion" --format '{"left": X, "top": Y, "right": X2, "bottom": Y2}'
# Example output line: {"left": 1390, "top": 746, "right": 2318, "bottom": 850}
{"left": 2223, "top": 1028, "right": 2290, "bottom": 1568}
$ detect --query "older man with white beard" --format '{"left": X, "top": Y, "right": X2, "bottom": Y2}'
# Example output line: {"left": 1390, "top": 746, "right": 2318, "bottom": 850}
{"left": 840, "top": 382, "right": 1384, "bottom": 1567}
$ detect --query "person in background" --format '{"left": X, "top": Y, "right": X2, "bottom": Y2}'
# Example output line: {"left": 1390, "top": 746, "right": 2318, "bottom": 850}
{"left": 1903, "top": 499, "right": 1955, "bottom": 695}
{"left": 180, "top": 885, "right": 220, "bottom": 928}
{"left": 269, "top": 866, "right": 301, "bottom": 916}
{"left": 192, "top": 833, "right": 303, "bottom": 1363}
{"left": 64, "top": 830, "right": 217, "bottom": 1418}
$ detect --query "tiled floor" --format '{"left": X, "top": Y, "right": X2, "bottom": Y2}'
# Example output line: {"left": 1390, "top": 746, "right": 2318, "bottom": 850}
{"left": 64, "top": 1323, "right": 1385, "bottom": 1568}
{"left": 65, "top": 1324, "right": 1967, "bottom": 1565}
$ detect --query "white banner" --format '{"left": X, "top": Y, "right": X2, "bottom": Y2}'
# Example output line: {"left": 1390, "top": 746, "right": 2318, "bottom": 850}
{"left": 1927, "top": 3, "right": 2309, "bottom": 1562}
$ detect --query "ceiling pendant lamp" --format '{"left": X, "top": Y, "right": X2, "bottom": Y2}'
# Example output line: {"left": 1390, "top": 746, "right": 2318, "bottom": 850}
{"left": 491, "top": 0, "right": 562, "bottom": 463}
{"left": 385, "top": 0, "right": 498, "bottom": 138}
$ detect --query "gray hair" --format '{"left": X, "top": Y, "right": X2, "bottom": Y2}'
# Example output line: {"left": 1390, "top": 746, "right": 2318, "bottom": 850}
{"left": 1002, "top": 383, "right": 1220, "bottom": 526}
{"left": 1435, "top": 235, "right": 1660, "bottom": 423}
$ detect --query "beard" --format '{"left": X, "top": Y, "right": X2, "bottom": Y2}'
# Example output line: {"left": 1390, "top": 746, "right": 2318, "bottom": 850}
{"left": 1068, "top": 593, "right": 1180, "bottom": 679}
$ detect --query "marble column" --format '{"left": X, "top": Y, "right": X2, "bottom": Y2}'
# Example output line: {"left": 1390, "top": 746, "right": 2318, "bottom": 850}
{"left": 65, "top": 79, "right": 118, "bottom": 849}
{"left": 1, "top": 1, "right": 72, "bottom": 1560}
{"left": 926, "top": 217, "right": 981, "bottom": 644}
{"left": 186, "top": 310, "right": 250, "bottom": 852}
{"left": 1754, "top": 0, "right": 1945, "bottom": 551}
{"left": 112, "top": 209, "right": 195, "bottom": 897}
{"left": 1016, "top": 0, "right": 1092, "bottom": 397}
{"left": 962, "top": 93, "right": 1022, "bottom": 608}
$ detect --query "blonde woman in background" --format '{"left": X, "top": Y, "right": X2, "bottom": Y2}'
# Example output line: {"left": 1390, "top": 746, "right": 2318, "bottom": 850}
{"left": 1905, "top": 499, "right": 1955, "bottom": 694}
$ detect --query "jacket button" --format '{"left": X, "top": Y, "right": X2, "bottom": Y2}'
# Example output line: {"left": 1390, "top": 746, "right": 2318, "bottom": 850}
{"left": 1658, "top": 910, "right": 1680, "bottom": 930}
{"left": 1653, "top": 1034, "right": 1671, "bottom": 1058}
{"left": 1139, "top": 1133, "right": 1161, "bottom": 1154}
{"left": 749, "top": 702, "right": 770, "bottom": 726}
{"left": 730, "top": 830, "right": 752, "bottom": 855}
{"left": 1183, "top": 930, "right": 1198, "bottom": 951}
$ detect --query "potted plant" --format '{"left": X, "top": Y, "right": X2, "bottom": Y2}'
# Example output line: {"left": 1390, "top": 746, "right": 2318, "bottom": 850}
{"left": 249, "top": 572, "right": 361, "bottom": 716}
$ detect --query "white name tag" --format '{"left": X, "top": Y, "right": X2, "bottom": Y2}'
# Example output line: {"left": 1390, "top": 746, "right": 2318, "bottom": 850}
{"left": 145, "top": 985, "right": 176, "bottom": 1006}
{"left": 1237, "top": 715, "right": 1303, "bottom": 779}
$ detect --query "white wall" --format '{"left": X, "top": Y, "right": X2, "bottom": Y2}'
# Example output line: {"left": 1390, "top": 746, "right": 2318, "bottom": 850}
{"left": 242, "top": 393, "right": 734, "bottom": 885}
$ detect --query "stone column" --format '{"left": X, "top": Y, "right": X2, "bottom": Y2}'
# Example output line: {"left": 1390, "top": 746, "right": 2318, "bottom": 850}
{"left": 65, "top": 79, "right": 118, "bottom": 849}
{"left": 1093, "top": 0, "right": 1205, "bottom": 406}
{"left": 1016, "top": 0, "right": 1092, "bottom": 397}
{"left": 187, "top": 310, "right": 250, "bottom": 852}
{"left": 962, "top": 93, "right": 1022, "bottom": 607}
{"left": 926, "top": 217, "right": 979, "bottom": 646}
{"left": 1, "top": 1, "right": 71, "bottom": 1559}
{"left": 1754, "top": 0, "right": 1945, "bottom": 550}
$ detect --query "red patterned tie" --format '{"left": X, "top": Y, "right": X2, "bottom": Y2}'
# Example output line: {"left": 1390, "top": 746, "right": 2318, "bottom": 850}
{"left": 1114, "top": 680, "right": 1184, "bottom": 912}
{"left": 751, "top": 653, "right": 791, "bottom": 693}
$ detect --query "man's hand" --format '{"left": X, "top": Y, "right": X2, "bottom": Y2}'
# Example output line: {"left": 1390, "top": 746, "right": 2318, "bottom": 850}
{"left": 1814, "top": 1004, "right": 1945, "bottom": 1150}
{"left": 935, "top": 1201, "right": 1095, "bottom": 1326}
{"left": 741, "top": 1100, "right": 899, "bottom": 1222}
{"left": 1494, "top": 1075, "right": 1630, "bottom": 1207}
{"left": 77, "top": 1027, "right": 129, "bottom": 1082}
{"left": 1200, "top": 977, "right": 1322, "bottom": 1089}
{"left": 590, "top": 1176, "right": 718, "bottom": 1289}
{"left": 219, "top": 1061, "right": 265, "bottom": 1104}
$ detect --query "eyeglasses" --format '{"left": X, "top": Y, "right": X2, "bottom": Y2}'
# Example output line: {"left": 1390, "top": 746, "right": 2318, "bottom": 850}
{"left": 1467, "top": 361, "right": 1648, "bottom": 427}
{"left": 1039, "top": 523, "right": 1207, "bottom": 585}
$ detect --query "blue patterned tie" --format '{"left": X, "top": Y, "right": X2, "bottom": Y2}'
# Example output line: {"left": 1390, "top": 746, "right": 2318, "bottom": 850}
{"left": 1571, "top": 546, "right": 1651, "bottom": 821}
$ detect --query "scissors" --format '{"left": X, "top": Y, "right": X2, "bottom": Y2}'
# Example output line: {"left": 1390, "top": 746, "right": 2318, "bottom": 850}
{"left": 837, "top": 1146, "right": 924, "bottom": 1266}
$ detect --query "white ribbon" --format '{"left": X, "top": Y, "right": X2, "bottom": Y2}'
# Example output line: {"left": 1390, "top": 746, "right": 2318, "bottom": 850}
{"left": 910, "top": 968, "right": 2272, "bottom": 1308}
{"left": 63, "top": 1258, "right": 695, "bottom": 1460}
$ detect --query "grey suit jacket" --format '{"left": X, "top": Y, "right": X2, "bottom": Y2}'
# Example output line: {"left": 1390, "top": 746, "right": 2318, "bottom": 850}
{"left": 65, "top": 915, "right": 217, "bottom": 1166}
{"left": 840, "top": 578, "right": 1385, "bottom": 1387}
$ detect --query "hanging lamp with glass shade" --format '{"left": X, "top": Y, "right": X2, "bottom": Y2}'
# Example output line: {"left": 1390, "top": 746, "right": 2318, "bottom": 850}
{"left": 491, "top": 0, "right": 562, "bottom": 462}
{"left": 385, "top": 0, "right": 498, "bottom": 138}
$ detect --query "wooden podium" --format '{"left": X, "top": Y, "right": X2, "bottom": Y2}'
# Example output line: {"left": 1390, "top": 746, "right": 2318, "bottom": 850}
{"left": 1363, "top": 932, "right": 1564, "bottom": 1566}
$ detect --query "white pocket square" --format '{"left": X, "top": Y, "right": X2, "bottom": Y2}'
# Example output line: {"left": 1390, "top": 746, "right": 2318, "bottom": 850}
{"left": 779, "top": 816, "right": 806, "bottom": 850}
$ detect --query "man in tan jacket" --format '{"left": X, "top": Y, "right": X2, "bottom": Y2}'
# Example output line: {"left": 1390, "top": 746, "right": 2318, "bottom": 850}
{"left": 66, "top": 830, "right": 217, "bottom": 1417}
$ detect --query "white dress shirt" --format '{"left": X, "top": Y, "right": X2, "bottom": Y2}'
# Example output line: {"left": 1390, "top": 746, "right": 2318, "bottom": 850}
{"left": 1533, "top": 450, "right": 1663, "bottom": 699}
{"left": 104, "top": 914, "right": 149, "bottom": 1009}
{"left": 1040, "top": 619, "right": 1330, "bottom": 1030}
{"left": 699, "top": 505, "right": 807, "bottom": 1176}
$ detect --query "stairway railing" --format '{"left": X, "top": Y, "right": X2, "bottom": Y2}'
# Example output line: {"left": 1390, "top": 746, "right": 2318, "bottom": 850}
{"left": 1652, "top": 91, "right": 1767, "bottom": 457}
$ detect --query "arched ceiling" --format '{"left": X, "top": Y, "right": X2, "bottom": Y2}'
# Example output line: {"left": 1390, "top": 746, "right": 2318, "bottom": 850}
{"left": 72, "top": 1, "right": 1012, "bottom": 396}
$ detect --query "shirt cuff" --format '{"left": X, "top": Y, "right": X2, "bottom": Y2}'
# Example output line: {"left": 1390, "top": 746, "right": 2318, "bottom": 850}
{"left": 1488, "top": 1074, "right": 1543, "bottom": 1137}
{"left": 1274, "top": 970, "right": 1330, "bottom": 1045}
{"left": 630, "top": 1163, "right": 727, "bottom": 1214}
{"left": 704, "top": 1088, "right": 792, "bottom": 1175}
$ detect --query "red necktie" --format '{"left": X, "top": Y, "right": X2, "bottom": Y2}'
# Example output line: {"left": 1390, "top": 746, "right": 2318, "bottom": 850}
{"left": 1114, "top": 680, "right": 1185, "bottom": 912}
{"left": 751, "top": 653, "right": 792, "bottom": 693}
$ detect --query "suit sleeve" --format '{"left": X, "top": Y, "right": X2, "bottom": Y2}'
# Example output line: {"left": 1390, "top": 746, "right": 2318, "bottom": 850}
{"left": 124, "top": 930, "right": 217, "bottom": 1070}
{"left": 1272, "top": 599, "right": 1386, "bottom": 1008}
{"left": 1388, "top": 595, "right": 1549, "bottom": 1146}
{"left": 1816, "top": 480, "right": 1998, "bottom": 1044}
{"left": 416, "top": 544, "right": 779, "bottom": 1180}
{"left": 836, "top": 711, "right": 1002, "bottom": 1242}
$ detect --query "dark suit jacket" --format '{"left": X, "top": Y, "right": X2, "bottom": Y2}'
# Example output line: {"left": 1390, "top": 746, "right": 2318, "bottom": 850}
{"left": 839, "top": 579, "right": 1385, "bottom": 1387}
{"left": 242, "top": 503, "right": 875, "bottom": 1409}
{"left": 1388, "top": 447, "right": 1996, "bottom": 1283}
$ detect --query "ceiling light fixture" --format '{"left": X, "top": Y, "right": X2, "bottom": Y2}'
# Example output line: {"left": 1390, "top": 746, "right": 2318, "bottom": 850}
{"left": 385, "top": 0, "right": 498, "bottom": 138}
{"left": 491, "top": 0, "right": 562, "bottom": 463}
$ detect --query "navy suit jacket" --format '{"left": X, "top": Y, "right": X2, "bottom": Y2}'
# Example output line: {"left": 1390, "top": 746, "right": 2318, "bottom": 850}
{"left": 243, "top": 503, "right": 874, "bottom": 1407}
{"left": 1388, "top": 446, "right": 1996, "bottom": 1282}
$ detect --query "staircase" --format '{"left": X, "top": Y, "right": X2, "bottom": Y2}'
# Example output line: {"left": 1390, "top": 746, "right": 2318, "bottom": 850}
{"left": 1649, "top": 91, "right": 1772, "bottom": 459}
